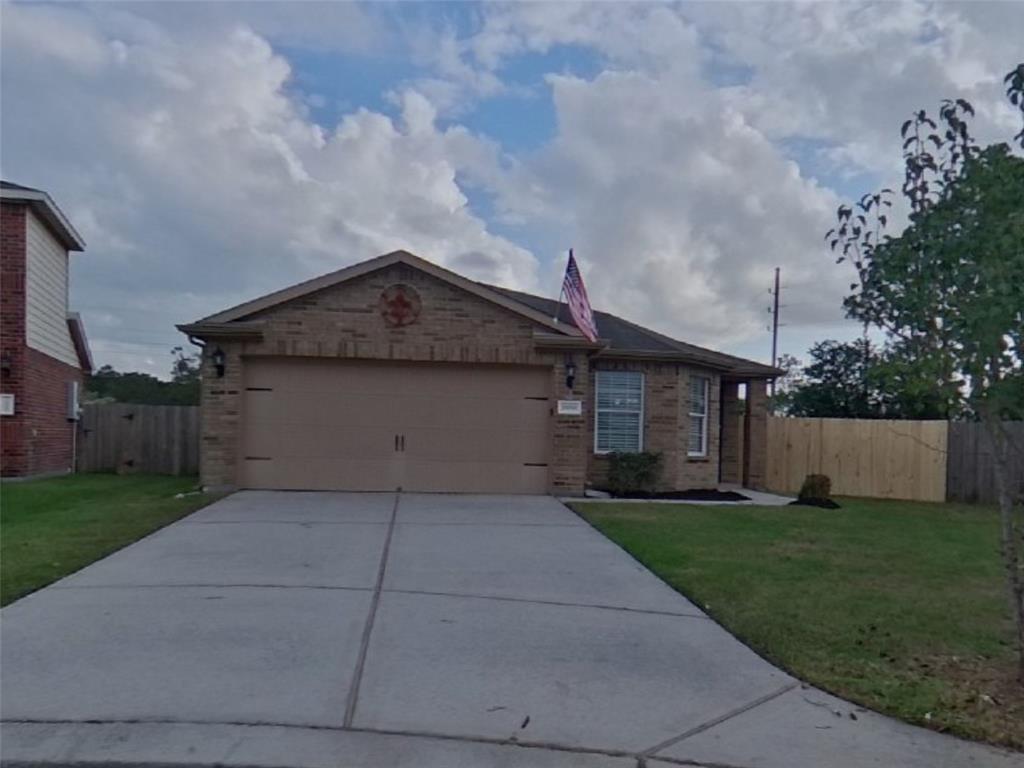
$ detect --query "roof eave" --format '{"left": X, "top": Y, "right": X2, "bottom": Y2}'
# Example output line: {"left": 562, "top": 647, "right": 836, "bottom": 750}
{"left": 176, "top": 321, "right": 266, "bottom": 340}
{"left": 0, "top": 188, "right": 86, "bottom": 251}
{"left": 66, "top": 313, "right": 93, "bottom": 373}
{"left": 532, "top": 332, "right": 606, "bottom": 350}
{"left": 594, "top": 347, "right": 734, "bottom": 370}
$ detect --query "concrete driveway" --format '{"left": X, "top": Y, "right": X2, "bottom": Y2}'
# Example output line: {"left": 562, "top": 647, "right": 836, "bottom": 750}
{"left": 1, "top": 492, "right": 1018, "bottom": 768}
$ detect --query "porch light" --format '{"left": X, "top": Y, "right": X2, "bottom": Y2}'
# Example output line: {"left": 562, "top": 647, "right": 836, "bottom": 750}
{"left": 212, "top": 347, "right": 226, "bottom": 378}
{"left": 565, "top": 357, "right": 576, "bottom": 390}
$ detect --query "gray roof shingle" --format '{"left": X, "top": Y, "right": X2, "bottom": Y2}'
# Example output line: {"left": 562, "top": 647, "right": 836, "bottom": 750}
{"left": 482, "top": 283, "right": 779, "bottom": 377}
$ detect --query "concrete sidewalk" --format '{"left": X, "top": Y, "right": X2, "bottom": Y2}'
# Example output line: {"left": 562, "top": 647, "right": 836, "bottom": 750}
{"left": 1, "top": 492, "right": 1019, "bottom": 767}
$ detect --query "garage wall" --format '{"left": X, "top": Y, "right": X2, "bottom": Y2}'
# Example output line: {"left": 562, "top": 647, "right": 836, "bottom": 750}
{"left": 198, "top": 262, "right": 589, "bottom": 493}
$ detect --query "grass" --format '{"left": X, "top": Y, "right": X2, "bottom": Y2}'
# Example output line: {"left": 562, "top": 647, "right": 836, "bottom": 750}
{"left": 571, "top": 498, "right": 1022, "bottom": 750}
{"left": 1, "top": 473, "right": 218, "bottom": 606}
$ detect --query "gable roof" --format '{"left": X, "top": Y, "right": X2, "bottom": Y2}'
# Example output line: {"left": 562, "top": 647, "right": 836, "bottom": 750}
{"left": 485, "top": 285, "right": 780, "bottom": 377}
{"left": 1, "top": 180, "right": 85, "bottom": 252}
{"left": 192, "top": 250, "right": 582, "bottom": 338}
{"left": 182, "top": 249, "right": 779, "bottom": 378}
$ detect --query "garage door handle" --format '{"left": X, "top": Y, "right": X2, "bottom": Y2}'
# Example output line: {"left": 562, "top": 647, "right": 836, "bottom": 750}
{"left": 395, "top": 434, "right": 399, "bottom": 452}
{"left": 400, "top": 434, "right": 405, "bottom": 452}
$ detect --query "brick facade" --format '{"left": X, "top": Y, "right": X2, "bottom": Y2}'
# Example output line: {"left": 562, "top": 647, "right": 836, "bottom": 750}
{"left": 193, "top": 258, "right": 771, "bottom": 494}
{"left": 586, "top": 360, "right": 721, "bottom": 491}
{"left": 719, "top": 380, "right": 744, "bottom": 485}
{"left": 197, "top": 263, "right": 594, "bottom": 493}
{"left": 1, "top": 202, "right": 83, "bottom": 478}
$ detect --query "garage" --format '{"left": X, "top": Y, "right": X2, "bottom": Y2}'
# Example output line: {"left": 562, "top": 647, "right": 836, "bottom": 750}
{"left": 238, "top": 357, "right": 552, "bottom": 493}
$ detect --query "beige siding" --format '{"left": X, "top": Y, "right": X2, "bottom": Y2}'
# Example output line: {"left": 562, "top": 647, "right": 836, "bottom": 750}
{"left": 25, "top": 211, "right": 77, "bottom": 367}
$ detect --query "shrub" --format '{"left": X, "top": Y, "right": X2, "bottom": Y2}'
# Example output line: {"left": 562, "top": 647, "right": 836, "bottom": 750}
{"left": 798, "top": 474, "right": 832, "bottom": 501}
{"left": 607, "top": 451, "right": 663, "bottom": 495}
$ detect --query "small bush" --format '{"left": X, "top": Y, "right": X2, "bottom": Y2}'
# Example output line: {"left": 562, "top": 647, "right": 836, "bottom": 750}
{"left": 607, "top": 451, "right": 663, "bottom": 495}
{"left": 798, "top": 474, "right": 832, "bottom": 501}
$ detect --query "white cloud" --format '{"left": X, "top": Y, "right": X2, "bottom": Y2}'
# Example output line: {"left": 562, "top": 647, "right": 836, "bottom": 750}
{"left": 2, "top": 1, "right": 1020, "bottom": 377}
{"left": 1, "top": 3, "right": 537, "bottom": 376}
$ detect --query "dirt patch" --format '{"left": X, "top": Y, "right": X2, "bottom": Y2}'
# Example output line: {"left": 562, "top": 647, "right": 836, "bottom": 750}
{"left": 918, "top": 655, "right": 1024, "bottom": 750}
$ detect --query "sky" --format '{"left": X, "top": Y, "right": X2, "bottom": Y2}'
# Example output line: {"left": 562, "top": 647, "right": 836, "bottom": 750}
{"left": 2, "top": 1, "right": 1021, "bottom": 378}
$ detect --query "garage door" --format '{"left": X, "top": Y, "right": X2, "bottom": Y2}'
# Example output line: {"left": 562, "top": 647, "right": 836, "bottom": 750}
{"left": 238, "top": 358, "right": 552, "bottom": 493}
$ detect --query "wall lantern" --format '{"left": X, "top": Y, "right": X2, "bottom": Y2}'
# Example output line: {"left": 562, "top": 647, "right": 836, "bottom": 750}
{"left": 0, "top": 350, "right": 12, "bottom": 375}
{"left": 565, "top": 357, "right": 576, "bottom": 391}
{"left": 212, "top": 347, "right": 226, "bottom": 379}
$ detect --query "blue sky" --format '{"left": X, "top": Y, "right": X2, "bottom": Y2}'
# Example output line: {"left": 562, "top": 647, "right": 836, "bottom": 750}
{"left": 1, "top": 1, "right": 1019, "bottom": 375}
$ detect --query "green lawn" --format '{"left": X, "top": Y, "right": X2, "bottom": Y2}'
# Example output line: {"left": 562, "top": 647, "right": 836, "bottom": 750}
{"left": 572, "top": 498, "right": 1022, "bottom": 750}
{"left": 1, "top": 473, "right": 218, "bottom": 606}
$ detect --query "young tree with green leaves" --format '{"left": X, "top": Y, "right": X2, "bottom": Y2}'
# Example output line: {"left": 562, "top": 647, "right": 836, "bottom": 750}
{"left": 828, "top": 64, "right": 1024, "bottom": 682}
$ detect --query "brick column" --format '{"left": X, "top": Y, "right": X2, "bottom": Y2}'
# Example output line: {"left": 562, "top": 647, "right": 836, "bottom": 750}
{"left": 198, "top": 343, "right": 243, "bottom": 491}
{"left": 549, "top": 353, "right": 589, "bottom": 496}
{"left": 743, "top": 379, "right": 768, "bottom": 490}
{"left": 719, "top": 380, "right": 744, "bottom": 485}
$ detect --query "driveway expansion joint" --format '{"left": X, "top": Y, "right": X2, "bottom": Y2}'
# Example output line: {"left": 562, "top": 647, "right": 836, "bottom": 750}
{"left": 183, "top": 520, "right": 390, "bottom": 526}
{"left": 342, "top": 493, "right": 400, "bottom": 728}
{"left": 0, "top": 718, "right": 726, "bottom": 767}
{"left": 640, "top": 681, "right": 800, "bottom": 757}
{"left": 50, "top": 583, "right": 374, "bottom": 592}
{"left": 383, "top": 587, "right": 711, "bottom": 620}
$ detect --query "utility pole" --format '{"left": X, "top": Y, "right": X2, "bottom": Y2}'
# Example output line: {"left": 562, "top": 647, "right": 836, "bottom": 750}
{"left": 770, "top": 267, "right": 780, "bottom": 395}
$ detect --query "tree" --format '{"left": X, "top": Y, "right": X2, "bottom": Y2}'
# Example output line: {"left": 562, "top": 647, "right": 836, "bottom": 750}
{"left": 785, "top": 339, "right": 883, "bottom": 418}
{"left": 827, "top": 64, "right": 1024, "bottom": 681}
{"left": 85, "top": 347, "right": 201, "bottom": 406}
{"left": 773, "top": 340, "right": 950, "bottom": 419}
{"left": 767, "top": 353, "right": 803, "bottom": 414}
{"left": 170, "top": 346, "right": 200, "bottom": 385}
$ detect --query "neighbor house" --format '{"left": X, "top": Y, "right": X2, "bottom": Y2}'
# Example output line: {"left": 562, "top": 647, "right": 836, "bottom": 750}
{"left": 1, "top": 181, "right": 91, "bottom": 478}
{"left": 179, "top": 250, "right": 779, "bottom": 495}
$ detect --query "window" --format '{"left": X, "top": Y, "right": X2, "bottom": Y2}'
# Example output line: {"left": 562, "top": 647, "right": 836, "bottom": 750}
{"left": 688, "top": 375, "right": 710, "bottom": 457}
{"left": 595, "top": 370, "right": 644, "bottom": 453}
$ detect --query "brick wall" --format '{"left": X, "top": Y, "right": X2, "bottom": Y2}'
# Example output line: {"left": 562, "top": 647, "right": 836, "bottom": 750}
{"left": 198, "top": 263, "right": 590, "bottom": 493}
{"left": 1, "top": 202, "right": 83, "bottom": 478}
{"left": 2, "top": 203, "right": 28, "bottom": 475}
{"left": 719, "top": 380, "right": 744, "bottom": 485}
{"left": 743, "top": 379, "right": 769, "bottom": 490}
{"left": 586, "top": 360, "right": 721, "bottom": 492}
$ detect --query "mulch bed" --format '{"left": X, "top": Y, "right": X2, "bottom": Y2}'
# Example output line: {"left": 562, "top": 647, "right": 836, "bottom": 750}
{"left": 599, "top": 489, "right": 752, "bottom": 502}
{"left": 789, "top": 498, "right": 843, "bottom": 509}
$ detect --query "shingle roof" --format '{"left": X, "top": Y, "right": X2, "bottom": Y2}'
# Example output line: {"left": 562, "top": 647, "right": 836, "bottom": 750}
{"left": 482, "top": 284, "right": 780, "bottom": 378}
{"left": 0, "top": 180, "right": 44, "bottom": 193}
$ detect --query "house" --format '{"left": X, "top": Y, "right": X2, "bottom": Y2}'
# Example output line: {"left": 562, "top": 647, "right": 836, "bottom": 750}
{"left": 1, "top": 181, "right": 92, "bottom": 478}
{"left": 178, "top": 250, "right": 779, "bottom": 495}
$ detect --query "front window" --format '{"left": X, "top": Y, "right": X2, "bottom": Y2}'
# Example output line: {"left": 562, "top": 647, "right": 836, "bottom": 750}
{"left": 595, "top": 370, "right": 644, "bottom": 453}
{"left": 688, "top": 375, "right": 710, "bottom": 456}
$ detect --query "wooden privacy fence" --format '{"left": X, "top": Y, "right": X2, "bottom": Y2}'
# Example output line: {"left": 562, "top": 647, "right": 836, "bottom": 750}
{"left": 766, "top": 417, "right": 949, "bottom": 502}
{"left": 947, "top": 421, "right": 1024, "bottom": 504}
{"left": 77, "top": 403, "right": 199, "bottom": 476}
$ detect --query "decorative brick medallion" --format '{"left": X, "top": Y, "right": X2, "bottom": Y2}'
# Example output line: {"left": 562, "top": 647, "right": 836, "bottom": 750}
{"left": 379, "top": 283, "right": 422, "bottom": 328}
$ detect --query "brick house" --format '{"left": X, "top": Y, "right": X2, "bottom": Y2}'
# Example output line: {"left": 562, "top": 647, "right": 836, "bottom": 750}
{"left": 1, "top": 181, "right": 92, "bottom": 478}
{"left": 179, "top": 250, "right": 778, "bottom": 495}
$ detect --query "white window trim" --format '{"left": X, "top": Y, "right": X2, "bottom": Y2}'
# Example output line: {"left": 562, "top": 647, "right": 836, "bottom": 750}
{"left": 593, "top": 370, "right": 645, "bottom": 454}
{"left": 688, "top": 375, "right": 710, "bottom": 457}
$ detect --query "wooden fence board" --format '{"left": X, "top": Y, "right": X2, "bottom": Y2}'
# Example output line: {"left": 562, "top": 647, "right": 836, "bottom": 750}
{"left": 76, "top": 403, "right": 199, "bottom": 476}
{"left": 947, "top": 421, "right": 1024, "bottom": 504}
{"left": 766, "top": 417, "right": 948, "bottom": 502}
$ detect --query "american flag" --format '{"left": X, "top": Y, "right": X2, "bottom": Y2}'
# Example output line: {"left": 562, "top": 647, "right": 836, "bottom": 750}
{"left": 560, "top": 249, "right": 599, "bottom": 342}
